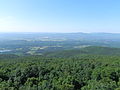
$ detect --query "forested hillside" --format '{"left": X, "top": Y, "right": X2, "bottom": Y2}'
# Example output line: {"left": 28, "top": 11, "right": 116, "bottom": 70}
{"left": 1, "top": 33, "right": 120, "bottom": 90}
{"left": 44, "top": 46, "right": 120, "bottom": 58}
{"left": 1, "top": 53, "right": 120, "bottom": 90}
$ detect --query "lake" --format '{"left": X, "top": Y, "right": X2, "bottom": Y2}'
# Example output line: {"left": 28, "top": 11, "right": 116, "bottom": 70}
{"left": 0, "top": 50, "right": 11, "bottom": 53}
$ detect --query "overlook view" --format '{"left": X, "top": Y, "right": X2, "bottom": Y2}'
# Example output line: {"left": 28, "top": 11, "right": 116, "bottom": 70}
{"left": 0, "top": 0, "right": 120, "bottom": 90}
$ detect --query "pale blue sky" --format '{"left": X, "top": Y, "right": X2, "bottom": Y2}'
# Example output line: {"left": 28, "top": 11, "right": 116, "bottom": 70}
{"left": 0, "top": 0, "right": 120, "bottom": 33}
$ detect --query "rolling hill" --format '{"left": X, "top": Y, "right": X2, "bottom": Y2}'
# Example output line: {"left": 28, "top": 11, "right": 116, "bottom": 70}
{"left": 44, "top": 46, "right": 120, "bottom": 57}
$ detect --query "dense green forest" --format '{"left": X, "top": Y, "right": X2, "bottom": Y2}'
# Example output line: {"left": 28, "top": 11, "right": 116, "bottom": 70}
{"left": 44, "top": 46, "right": 120, "bottom": 58}
{"left": 1, "top": 52, "right": 120, "bottom": 90}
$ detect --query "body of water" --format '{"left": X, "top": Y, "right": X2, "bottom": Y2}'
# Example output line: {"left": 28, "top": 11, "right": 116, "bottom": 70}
{"left": 0, "top": 50, "right": 11, "bottom": 53}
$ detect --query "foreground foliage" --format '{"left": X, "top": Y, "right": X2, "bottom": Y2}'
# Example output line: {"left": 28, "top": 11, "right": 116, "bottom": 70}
{"left": 0, "top": 54, "right": 120, "bottom": 90}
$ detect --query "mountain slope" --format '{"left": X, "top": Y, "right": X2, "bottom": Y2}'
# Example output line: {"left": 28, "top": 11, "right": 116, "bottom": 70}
{"left": 44, "top": 46, "right": 120, "bottom": 57}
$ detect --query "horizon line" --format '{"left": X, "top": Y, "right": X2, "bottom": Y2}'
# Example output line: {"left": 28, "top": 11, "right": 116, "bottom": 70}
{"left": 0, "top": 32, "right": 120, "bottom": 34}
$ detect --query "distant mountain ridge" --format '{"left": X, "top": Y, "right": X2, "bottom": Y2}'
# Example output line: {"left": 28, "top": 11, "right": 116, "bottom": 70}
{"left": 1, "top": 32, "right": 120, "bottom": 40}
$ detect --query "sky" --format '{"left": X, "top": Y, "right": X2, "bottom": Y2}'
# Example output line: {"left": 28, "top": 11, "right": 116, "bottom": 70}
{"left": 0, "top": 0, "right": 120, "bottom": 33}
